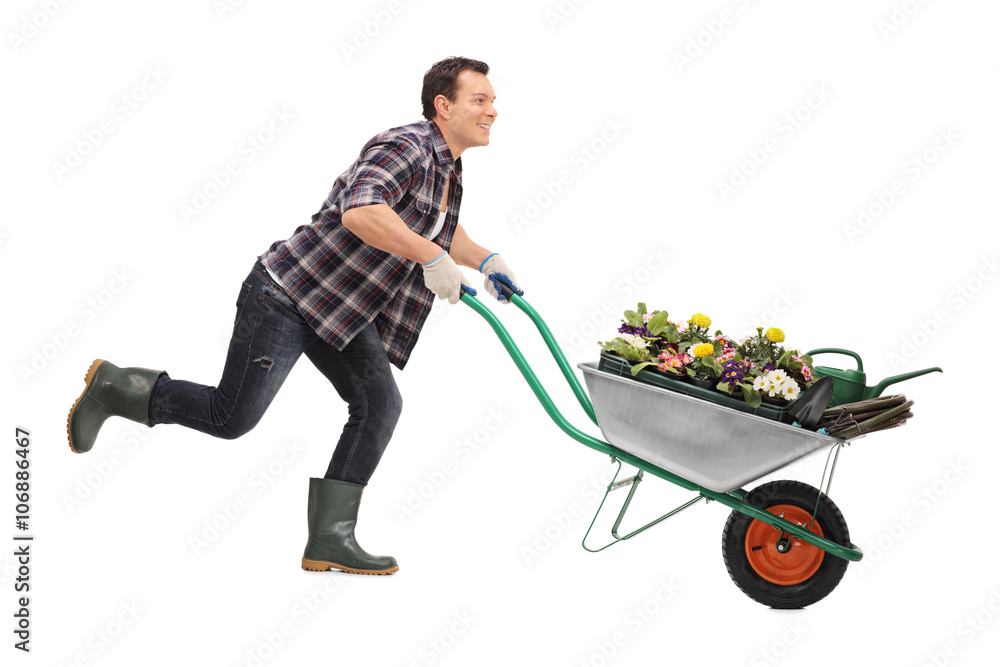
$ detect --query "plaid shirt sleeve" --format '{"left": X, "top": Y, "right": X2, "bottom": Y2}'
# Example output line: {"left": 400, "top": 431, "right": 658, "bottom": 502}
{"left": 342, "top": 138, "right": 422, "bottom": 212}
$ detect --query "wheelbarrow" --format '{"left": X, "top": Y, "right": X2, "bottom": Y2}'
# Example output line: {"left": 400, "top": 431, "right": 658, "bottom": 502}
{"left": 462, "top": 286, "right": 879, "bottom": 609}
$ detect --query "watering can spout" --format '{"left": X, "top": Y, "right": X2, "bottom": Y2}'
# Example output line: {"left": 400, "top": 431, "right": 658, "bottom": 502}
{"left": 807, "top": 348, "right": 942, "bottom": 406}
{"left": 864, "top": 367, "right": 942, "bottom": 400}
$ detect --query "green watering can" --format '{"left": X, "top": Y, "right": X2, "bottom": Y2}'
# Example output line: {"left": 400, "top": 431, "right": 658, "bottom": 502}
{"left": 806, "top": 348, "right": 942, "bottom": 407}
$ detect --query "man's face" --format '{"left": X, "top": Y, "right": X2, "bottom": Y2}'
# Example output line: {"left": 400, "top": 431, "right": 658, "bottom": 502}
{"left": 437, "top": 69, "right": 497, "bottom": 151}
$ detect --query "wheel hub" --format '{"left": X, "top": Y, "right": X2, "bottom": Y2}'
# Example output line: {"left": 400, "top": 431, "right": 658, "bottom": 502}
{"left": 745, "top": 504, "right": 825, "bottom": 586}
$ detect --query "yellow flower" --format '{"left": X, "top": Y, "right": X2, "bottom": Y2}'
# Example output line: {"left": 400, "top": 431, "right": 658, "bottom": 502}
{"left": 766, "top": 327, "right": 785, "bottom": 343}
{"left": 690, "top": 313, "right": 711, "bottom": 328}
{"left": 692, "top": 343, "right": 714, "bottom": 358}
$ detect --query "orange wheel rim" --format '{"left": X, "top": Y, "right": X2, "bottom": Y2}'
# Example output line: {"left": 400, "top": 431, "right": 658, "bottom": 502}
{"left": 745, "top": 504, "right": 825, "bottom": 586}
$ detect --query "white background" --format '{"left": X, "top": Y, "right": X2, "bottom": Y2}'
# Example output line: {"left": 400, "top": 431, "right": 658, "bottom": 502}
{"left": 4, "top": 0, "right": 999, "bottom": 665}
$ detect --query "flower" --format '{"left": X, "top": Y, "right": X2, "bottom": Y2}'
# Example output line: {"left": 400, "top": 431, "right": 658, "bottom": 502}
{"left": 753, "top": 376, "right": 769, "bottom": 392}
{"left": 658, "top": 350, "right": 692, "bottom": 369}
{"left": 791, "top": 354, "right": 815, "bottom": 381}
{"left": 618, "top": 323, "right": 650, "bottom": 337}
{"left": 769, "top": 369, "right": 789, "bottom": 385}
{"left": 779, "top": 380, "right": 801, "bottom": 400}
{"left": 721, "top": 359, "right": 750, "bottom": 386}
{"left": 766, "top": 327, "right": 785, "bottom": 343}
{"left": 716, "top": 348, "right": 736, "bottom": 364}
{"left": 692, "top": 343, "right": 714, "bottom": 358}
{"left": 690, "top": 313, "right": 711, "bottom": 328}
{"left": 618, "top": 333, "right": 648, "bottom": 349}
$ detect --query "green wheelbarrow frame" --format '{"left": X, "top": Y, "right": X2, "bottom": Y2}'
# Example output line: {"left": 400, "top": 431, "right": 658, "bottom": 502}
{"left": 461, "top": 290, "right": 863, "bottom": 564}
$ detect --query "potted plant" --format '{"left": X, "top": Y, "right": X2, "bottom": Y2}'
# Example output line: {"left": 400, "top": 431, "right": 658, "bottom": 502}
{"left": 735, "top": 327, "right": 818, "bottom": 405}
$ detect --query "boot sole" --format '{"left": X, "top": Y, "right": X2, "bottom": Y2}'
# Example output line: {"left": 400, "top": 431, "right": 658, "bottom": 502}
{"left": 301, "top": 558, "right": 399, "bottom": 576}
{"left": 66, "top": 359, "right": 106, "bottom": 454}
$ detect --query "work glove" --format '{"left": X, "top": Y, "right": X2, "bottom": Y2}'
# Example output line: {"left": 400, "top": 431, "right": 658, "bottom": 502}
{"left": 479, "top": 253, "right": 524, "bottom": 303}
{"left": 422, "top": 252, "right": 475, "bottom": 304}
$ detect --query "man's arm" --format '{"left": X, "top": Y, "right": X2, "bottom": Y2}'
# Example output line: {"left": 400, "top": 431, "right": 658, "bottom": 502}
{"left": 342, "top": 204, "right": 444, "bottom": 264}
{"left": 449, "top": 223, "right": 493, "bottom": 270}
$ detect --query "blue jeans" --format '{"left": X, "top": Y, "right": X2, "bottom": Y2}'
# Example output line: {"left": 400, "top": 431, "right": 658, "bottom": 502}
{"left": 147, "top": 260, "right": 402, "bottom": 485}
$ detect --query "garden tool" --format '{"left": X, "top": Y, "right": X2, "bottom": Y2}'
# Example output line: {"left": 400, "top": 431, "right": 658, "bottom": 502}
{"left": 806, "top": 348, "right": 941, "bottom": 407}
{"left": 786, "top": 376, "right": 835, "bottom": 430}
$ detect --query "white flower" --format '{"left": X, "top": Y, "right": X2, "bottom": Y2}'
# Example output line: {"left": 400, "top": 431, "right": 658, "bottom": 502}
{"left": 779, "top": 379, "right": 801, "bottom": 401}
{"left": 619, "top": 333, "right": 648, "bottom": 350}
{"left": 769, "top": 369, "right": 789, "bottom": 385}
{"left": 753, "top": 376, "right": 769, "bottom": 392}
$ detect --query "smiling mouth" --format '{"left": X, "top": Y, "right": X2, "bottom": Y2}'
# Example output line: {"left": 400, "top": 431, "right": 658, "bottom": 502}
{"left": 477, "top": 123, "right": 491, "bottom": 132}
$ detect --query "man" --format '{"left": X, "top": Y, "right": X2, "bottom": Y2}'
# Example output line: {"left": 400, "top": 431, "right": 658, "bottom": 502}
{"left": 66, "top": 56, "right": 522, "bottom": 576}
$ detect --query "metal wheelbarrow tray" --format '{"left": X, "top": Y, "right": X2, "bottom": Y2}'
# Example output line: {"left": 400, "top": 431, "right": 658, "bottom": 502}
{"left": 579, "top": 362, "right": 844, "bottom": 493}
{"left": 459, "top": 285, "right": 893, "bottom": 609}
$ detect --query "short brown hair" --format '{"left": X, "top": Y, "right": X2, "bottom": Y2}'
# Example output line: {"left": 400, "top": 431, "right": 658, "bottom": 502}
{"left": 421, "top": 57, "right": 490, "bottom": 121}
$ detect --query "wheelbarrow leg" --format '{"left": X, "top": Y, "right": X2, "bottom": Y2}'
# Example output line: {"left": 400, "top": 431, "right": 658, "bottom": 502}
{"left": 582, "top": 459, "right": 703, "bottom": 553}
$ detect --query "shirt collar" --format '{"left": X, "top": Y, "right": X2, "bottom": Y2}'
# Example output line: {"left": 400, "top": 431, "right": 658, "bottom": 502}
{"left": 427, "top": 119, "right": 462, "bottom": 182}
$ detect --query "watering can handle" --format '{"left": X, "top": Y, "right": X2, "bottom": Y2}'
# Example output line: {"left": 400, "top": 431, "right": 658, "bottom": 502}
{"left": 806, "top": 348, "right": 864, "bottom": 372}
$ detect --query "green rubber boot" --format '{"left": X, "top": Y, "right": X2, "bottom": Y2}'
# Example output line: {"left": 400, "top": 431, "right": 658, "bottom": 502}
{"left": 301, "top": 478, "right": 399, "bottom": 575}
{"left": 67, "top": 359, "right": 163, "bottom": 454}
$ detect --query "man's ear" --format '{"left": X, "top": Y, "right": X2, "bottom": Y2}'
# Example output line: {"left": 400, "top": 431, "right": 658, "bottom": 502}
{"left": 434, "top": 94, "right": 451, "bottom": 121}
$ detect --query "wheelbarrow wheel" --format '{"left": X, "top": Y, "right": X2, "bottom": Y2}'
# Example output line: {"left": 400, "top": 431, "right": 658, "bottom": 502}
{"left": 721, "top": 480, "right": 850, "bottom": 609}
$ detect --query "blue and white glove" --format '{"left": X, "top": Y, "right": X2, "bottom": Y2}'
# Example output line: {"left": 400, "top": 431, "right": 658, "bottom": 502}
{"left": 423, "top": 252, "right": 475, "bottom": 304}
{"left": 479, "top": 253, "right": 524, "bottom": 303}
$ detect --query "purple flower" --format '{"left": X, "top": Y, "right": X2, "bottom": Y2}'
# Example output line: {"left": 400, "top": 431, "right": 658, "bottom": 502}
{"left": 618, "top": 323, "right": 651, "bottom": 337}
{"left": 721, "top": 359, "right": 751, "bottom": 387}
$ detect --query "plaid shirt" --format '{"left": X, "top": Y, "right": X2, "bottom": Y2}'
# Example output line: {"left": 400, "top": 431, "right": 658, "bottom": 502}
{"left": 259, "top": 120, "right": 462, "bottom": 369}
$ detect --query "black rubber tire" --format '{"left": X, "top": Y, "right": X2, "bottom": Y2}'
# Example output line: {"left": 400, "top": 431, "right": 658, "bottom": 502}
{"left": 722, "top": 480, "right": 851, "bottom": 609}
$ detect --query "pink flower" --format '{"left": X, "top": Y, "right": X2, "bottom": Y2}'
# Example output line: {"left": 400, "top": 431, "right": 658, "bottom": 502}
{"left": 657, "top": 363, "right": 667, "bottom": 372}
{"left": 716, "top": 348, "right": 736, "bottom": 364}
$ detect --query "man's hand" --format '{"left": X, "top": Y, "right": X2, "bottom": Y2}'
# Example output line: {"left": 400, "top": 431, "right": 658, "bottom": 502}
{"left": 422, "top": 252, "right": 471, "bottom": 304}
{"left": 479, "top": 253, "right": 524, "bottom": 303}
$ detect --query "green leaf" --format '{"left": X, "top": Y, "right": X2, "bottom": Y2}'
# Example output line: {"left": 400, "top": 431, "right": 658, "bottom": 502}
{"left": 716, "top": 382, "right": 734, "bottom": 394}
{"left": 742, "top": 385, "right": 762, "bottom": 408}
{"left": 646, "top": 311, "right": 671, "bottom": 336}
{"left": 637, "top": 303, "right": 647, "bottom": 317}
{"left": 623, "top": 310, "right": 641, "bottom": 328}
{"left": 630, "top": 361, "right": 656, "bottom": 376}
